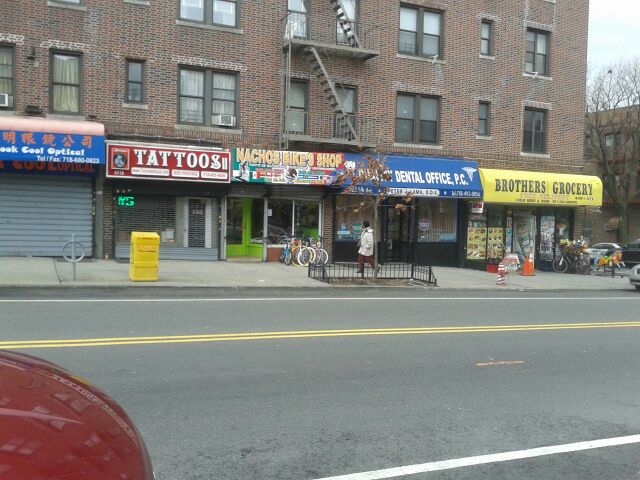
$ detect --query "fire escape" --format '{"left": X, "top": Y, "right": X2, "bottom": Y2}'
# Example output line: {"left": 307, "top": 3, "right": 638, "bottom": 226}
{"left": 281, "top": 0, "right": 380, "bottom": 149}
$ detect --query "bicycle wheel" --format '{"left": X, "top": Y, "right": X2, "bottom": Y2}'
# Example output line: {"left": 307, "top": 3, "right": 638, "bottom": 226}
{"left": 296, "top": 246, "right": 316, "bottom": 267}
{"left": 290, "top": 245, "right": 302, "bottom": 265}
{"left": 316, "top": 248, "right": 329, "bottom": 265}
{"left": 284, "top": 247, "right": 293, "bottom": 265}
{"left": 552, "top": 256, "right": 568, "bottom": 273}
{"left": 576, "top": 256, "right": 591, "bottom": 275}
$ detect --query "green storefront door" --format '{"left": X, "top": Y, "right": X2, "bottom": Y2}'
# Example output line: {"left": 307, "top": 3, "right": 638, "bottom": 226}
{"left": 226, "top": 198, "right": 263, "bottom": 258}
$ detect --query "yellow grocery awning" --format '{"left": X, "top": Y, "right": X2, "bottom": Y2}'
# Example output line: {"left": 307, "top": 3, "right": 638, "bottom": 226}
{"left": 479, "top": 169, "right": 603, "bottom": 207}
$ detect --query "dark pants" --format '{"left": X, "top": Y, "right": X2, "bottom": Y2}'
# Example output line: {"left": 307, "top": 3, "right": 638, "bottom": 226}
{"left": 358, "top": 254, "right": 375, "bottom": 272}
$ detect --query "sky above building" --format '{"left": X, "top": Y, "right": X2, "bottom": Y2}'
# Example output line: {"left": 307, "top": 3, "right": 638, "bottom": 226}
{"left": 588, "top": 0, "right": 640, "bottom": 72}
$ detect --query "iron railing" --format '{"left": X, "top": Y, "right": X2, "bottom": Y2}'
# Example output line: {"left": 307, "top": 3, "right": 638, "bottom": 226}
{"left": 283, "top": 109, "right": 380, "bottom": 146}
{"left": 309, "top": 262, "right": 437, "bottom": 285}
{"left": 283, "top": 12, "right": 382, "bottom": 52}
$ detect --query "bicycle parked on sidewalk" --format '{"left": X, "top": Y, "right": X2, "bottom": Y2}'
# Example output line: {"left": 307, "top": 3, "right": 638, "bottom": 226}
{"left": 279, "top": 236, "right": 328, "bottom": 267}
{"left": 552, "top": 240, "right": 590, "bottom": 274}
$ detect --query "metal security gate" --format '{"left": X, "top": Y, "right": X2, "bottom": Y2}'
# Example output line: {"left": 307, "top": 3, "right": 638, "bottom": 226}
{"left": 0, "top": 174, "right": 93, "bottom": 257}
{"left": 114, "top": 195, "right": 220, "bottom": 261}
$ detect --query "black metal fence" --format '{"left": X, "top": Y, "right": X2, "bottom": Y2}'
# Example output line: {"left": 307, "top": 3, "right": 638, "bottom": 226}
{"left": 309, "top": 262, "right": 437, "bottom": 285}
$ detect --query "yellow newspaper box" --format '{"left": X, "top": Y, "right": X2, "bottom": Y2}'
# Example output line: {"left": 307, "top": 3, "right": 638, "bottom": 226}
{"left": 129, "top": 232, "right": 160, "bottom": 282}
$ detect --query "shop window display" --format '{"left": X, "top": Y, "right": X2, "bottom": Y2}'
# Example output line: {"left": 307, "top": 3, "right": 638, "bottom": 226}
{"left": 335, "top": 195, "right": 375, "bottom": 241}
{"left": 265, "top": 199, "right": 320, "bottom": 244}
{"left": 415, "top": 199, "right": 457, "bottom": 242}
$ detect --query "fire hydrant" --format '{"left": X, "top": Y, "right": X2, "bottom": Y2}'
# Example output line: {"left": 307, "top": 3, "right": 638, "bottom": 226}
{"left": 497, "top": 263, "right": 507, "bottom": 286}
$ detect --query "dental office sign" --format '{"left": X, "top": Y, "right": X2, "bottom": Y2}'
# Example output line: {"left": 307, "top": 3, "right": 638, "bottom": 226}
{"left": 107, "top": 142, "right": 231, "bottom": 183}
{"left": 343, "top": 154, "right": 483, "bottom": 198}
{"left": 0, "top": 129, "right": 104, "bottom": 164}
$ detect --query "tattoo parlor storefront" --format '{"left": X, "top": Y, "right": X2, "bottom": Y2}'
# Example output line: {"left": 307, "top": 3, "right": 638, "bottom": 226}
{"left": 106, "top": 142, "right": 231, "bottom": 261}
{"left": 334, "top": 154, "right": 483, "bottom": 267}
{"left": 466, "top": 168, "right": 603, "bottom": 271}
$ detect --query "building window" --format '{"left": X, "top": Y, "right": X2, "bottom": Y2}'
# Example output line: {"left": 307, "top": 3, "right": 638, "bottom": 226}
{"left": 266, "top": 199, "right": 320, "bottom": 244}
{"left": 126, "top": 60, "right": 144, "bottom": 104}
{"left": 180, "top": 0, "right": 237, "bottom": 27}
{"left": 478, "top": 101, "right": 490, "bottom": 136}
{"left": 480, "top": 20, "right": 492, "bottom": 55}
{"left": 523, "top": 108, "right": 546, "bottom": 153}
{"left": 396, "top": 94, "right": 439, "bottom": 144}
{"left": 287, "top": 0, "right": 308, "bottom": 39}
{"left": 525, "top": 29, "right": 548, "bottom": 76}
{"left": 415, "top": 198, "right": 457, "bottom": 242}
{"left": 285, "top": 80, "right": 308, "bottom": 134}
{"left": 335, "top": 85, "right": 356, "bottom": 138}
{"left": 51, "top": 52, "right": 81, "bottom": 114}
{"left": 179, "top": 68, "right": 238, "bottom": 126}
{"left": 0, "top": 46, "right": 14, "bottom": 110}
{"left": 399, "top": 6, "right": 442, "bottom": 58}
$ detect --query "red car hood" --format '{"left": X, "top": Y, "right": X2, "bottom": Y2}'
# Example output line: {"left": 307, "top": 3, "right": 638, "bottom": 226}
{"left": 0, "top": 350, "right": 153, "bottom": 479}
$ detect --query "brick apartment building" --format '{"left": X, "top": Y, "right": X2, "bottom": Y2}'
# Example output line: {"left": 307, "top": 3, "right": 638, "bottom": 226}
{"left": 0, "top": 0, "right": 602, "bottom": 270}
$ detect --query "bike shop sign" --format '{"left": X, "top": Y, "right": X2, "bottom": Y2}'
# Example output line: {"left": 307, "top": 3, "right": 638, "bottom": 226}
{"left": 232, "top": 148, "right": 344, "bottom": 185}
{"left": 106, "top": 142, "right": 231, "bottom": 183}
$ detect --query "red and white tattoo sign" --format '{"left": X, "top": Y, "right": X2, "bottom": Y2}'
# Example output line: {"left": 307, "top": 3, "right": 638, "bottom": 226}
{"left": 106, "top": 142, "right": 231, "bottom": 183}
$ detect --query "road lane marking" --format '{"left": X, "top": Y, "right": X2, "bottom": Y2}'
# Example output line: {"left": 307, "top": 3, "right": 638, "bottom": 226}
{"left": 475, "top": 360, "right": 525, "bottom": 367}
{"left": 311, "top": 434, "right": 640, "bottom": 480}
{"left": 0, "top": 296, "right": 638, "bottom": 304}
{"left": 2, "top": 321, "right": 640, "bottom": 349}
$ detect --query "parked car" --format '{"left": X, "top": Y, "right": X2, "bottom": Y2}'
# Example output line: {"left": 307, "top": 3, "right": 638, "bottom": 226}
{"left": 630, "top": 264, "right": 640, "bottom": 291}
{"left": 620, "top": 240, "right": 640, "bottom": 267}
{"left": 587, "top": 242, "right": 622, "bottom": 263}
{"left": 0, "top": 350, "right": 154, "bottom": 480}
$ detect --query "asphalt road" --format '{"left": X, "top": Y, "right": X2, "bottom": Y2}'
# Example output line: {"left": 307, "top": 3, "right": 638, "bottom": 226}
{"left": 2, "top": 288, "right": 640, "bottom": 480}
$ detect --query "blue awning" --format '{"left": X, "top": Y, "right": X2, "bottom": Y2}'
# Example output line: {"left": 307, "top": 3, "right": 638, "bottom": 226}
{"left": 339, "top": 154, "right": 483, "bottom": 198}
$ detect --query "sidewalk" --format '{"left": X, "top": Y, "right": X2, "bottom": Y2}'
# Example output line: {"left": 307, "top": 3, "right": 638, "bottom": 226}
{"left": 0, "top": 257, "right": 634, "bottom": 291}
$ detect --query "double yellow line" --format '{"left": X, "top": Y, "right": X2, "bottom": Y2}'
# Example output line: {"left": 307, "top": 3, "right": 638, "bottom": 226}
{"left": 2, "top": 321, "right": 640, "bottom": 350}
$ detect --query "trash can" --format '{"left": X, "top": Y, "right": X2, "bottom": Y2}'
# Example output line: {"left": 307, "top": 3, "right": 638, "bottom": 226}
{"left": 129, "top": 232, "right": 160, "bottom": 282}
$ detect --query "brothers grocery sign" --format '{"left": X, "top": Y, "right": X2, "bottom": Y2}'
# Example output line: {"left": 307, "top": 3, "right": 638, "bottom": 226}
{"left": 106, "top": 142, "right": 231, "bottom": 183}
{"left": 232, "top": 148, "right": 344, "bottom": 185}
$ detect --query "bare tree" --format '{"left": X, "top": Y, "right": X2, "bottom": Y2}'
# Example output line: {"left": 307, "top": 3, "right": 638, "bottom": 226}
{"left": 586, "top": 57, "right": 640, "bottom": 244}
{"left": 334, "top": 153, "right": 412, "bottom": 278}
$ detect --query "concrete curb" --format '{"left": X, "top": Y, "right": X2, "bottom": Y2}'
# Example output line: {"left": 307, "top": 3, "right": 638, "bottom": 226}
{"left": 0, "top": 283, "right": 635, "bottom": 292}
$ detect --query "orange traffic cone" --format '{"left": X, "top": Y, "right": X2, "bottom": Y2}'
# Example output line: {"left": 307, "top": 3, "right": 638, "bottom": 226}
{"left": 520, "top": 254, "right": 535, "bottom": 276}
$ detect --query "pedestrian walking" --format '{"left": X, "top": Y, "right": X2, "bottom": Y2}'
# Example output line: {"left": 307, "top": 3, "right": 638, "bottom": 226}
{"left": 357, "top": 220, "right": 378, "bottom": 274}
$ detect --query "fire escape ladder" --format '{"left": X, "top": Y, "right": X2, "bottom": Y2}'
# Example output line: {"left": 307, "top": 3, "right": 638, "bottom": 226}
{"left": 329, "top": 0, "right": 361, "bottom": 48}
{"left": 303, "top": 46, "right": 357, "bottom": 141}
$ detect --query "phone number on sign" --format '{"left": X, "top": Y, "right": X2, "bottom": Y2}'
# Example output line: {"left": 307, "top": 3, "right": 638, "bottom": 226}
{"left": 451, "top": 191, "right": 482, "bottom": 197}
{"left": 36, "top": 156, "right": 102, "bottom": 164}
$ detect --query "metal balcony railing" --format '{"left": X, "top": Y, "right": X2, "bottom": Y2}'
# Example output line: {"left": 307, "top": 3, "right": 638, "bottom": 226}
{"left": 283, "top": 12, "right": 381, "bottom": 55}
{"left": 282, "top": 109, "right": 379, "bottom": 147}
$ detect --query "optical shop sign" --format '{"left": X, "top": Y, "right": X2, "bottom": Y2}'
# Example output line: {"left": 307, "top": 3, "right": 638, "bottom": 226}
{"left": 479, "top": 169, "right": 603, "bottom": 207}
{"left": 106, "top": 142, "right": 231, "bottom": 183}
{"left": 232, "top": 148, "right": 344, "bottom": 185}
{"left": 1, "top": 130, "right": 104, "bottom": 164}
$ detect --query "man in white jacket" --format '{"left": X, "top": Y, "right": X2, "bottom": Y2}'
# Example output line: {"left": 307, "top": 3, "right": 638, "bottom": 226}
{"left": 357, "top": 220, "right": 377, "bottom": 274}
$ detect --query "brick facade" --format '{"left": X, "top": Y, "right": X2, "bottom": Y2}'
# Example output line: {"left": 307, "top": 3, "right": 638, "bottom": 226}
{"left": 4, "top": 0, "right": 588, "bottom": 162}
{"left": 3, "top": 0, "right": 589, "bottom": 257}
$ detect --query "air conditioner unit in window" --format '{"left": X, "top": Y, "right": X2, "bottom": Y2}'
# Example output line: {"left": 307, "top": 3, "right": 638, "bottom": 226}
{"left": 212, "top": 114, "right": 236, "bottom": 127}
{"left": 0, "top": 93, "right": 9, "bottom": 108}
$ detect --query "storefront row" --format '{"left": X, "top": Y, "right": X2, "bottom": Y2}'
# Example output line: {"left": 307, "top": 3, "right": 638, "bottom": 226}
{"left": 105, "top": 144, "right": 340, "bottom": 262}
{"left": 1, "top": 125, "right": 604, "bottom": 271}
{"left": 466, "top": 169, "right": 603, "bottom": 271}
